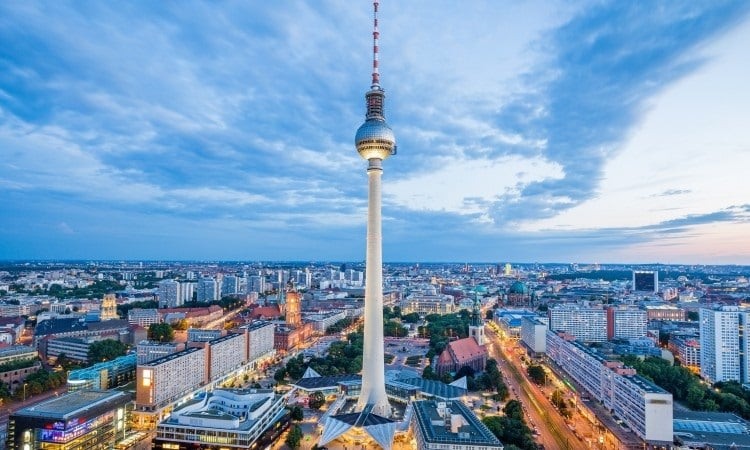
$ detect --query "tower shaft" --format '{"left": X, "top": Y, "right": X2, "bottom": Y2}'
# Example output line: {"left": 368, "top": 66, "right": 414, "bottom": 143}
{"left": 357, "top": 158, "right": 390, "bottom": 417}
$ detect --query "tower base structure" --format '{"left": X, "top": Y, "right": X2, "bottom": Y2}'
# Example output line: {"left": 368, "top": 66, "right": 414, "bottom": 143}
{"left": 319, "top": 404, "right": 398, "bottom": 450}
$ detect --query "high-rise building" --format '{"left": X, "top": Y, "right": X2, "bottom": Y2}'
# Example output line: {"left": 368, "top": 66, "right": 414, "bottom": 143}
{"left": 158, "top": 279, "right": 180, "bottom": 308}
{"left": 633, "top": 270, "right": 659, "bottom": 293}
{"left": 221, "top": 275, "right": 239, "bottom": 297}
{"left": 548, "top": 304, "right": 607, "bottom": 343}
{"left": 179, "top": 281, "right": 196, "bottom": 304}
{"left": 249, "top": 275, "right": 266, "bottom": 294}
{"left": 606, "top": 307, "right": 647, "bottom": 340}
{"left": 699, "top": 306, "right": 750, "bottom": 383}
{"left": 197, "top": 277, "right": 218, "bottom": 303}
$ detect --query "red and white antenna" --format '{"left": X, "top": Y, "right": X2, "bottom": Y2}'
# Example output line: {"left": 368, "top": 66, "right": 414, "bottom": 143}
{"left": 371, "top": 1, "right": 380, "bottom": 86}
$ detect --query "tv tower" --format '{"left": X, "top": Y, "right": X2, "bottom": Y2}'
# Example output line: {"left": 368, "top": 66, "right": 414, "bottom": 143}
{"left": 355, "top": 0, "right": 396, "bottom": 418}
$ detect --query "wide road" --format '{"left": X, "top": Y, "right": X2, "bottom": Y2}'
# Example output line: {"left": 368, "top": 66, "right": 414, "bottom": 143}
{"left": 486, "top": 325, "right": 587, "bottom": 450}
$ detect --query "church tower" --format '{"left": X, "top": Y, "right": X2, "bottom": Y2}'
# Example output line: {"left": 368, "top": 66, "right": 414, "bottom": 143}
{"left": 469, "top": 291, "right": 486, "bottom": 346}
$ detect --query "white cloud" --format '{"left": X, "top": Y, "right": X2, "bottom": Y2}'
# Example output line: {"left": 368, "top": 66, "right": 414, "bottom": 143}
{"left": 526, "top": 17, "right": 750, "bottom": 233}
{"left": 385, "top": 155, "right": 564, "bottom": 214}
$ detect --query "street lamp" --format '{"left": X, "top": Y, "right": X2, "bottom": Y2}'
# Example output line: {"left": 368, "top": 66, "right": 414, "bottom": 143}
{"left": 23, "top": 382, "right": 28, "bottom": 402}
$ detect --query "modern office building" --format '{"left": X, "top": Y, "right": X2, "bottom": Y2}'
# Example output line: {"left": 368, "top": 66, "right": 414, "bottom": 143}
{"left": 632, "top": 270, "right": 658, "bottom": 293}
{"left": 606, "top": 307, "right": 647, "bottom": 340}
{"left": 548, "top": 304, "right": 607, "bottom": 343}
{"left": 67, "top": 353, "right": 137, "bottom": 391}
{"left": 6, "top": 390, "right": 131, "bottom": 450}
{"left": 410, "top": 400, "right": 503, "bottom": 450}
{"left": 152, "top": 388, "right": 287, "bottom": 450}
{"left": 699, "top": 306, "right": 750, "bottom": 383}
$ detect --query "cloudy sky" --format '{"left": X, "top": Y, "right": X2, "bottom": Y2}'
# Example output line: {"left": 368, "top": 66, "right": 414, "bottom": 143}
{"left": 1, "top": 1, "right": 749, "bottom": 264}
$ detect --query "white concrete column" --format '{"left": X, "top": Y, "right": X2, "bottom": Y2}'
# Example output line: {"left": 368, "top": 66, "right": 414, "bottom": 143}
{"left": 357, "top": 157, "right": 390, "bottom": 417}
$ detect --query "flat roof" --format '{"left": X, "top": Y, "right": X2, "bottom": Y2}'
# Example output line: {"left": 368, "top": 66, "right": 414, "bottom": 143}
{"left": 674, "top": 410, "right": 748, "bottom": 434}
{"left": 292, "top": 374, "right": 361, "bottom": 390}
{"left": 140, "top": 346, "right": 202, "bottom": 366}
{"left": 14, "top": 390, "right": 131, "bottom": 420}
{"left": 626, "top": 374, "right": 669, "bottom": 394}
{"left": 412, "top": 400, "right": 502, "bottom": 447}
{"left": 397, "top": 378, "right": 467, "bottom": 400}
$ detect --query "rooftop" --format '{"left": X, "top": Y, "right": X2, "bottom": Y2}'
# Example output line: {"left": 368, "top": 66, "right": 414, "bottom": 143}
{"left": 14, "top": 390, "right": 131, "bottom": 420}
{"left": 140, "top": 346, "right": 202, "bottom": 366}
{"left": 412, "top": 400, "right": 502, "bottom": 447}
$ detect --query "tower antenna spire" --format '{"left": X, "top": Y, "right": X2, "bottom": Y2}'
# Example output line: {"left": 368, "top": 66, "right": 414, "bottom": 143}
{"left": 371, "top": 1, "right": 380, "bottom": 87}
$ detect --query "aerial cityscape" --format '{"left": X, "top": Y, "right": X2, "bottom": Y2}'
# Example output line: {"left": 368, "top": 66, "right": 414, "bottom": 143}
{"left": 2, "top": 1, "right": 750, "bottom": 450}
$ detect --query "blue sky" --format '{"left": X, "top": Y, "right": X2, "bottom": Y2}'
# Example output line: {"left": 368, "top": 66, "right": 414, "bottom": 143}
{"left": 1, "top": 1, "right": 750, "bottom": 264}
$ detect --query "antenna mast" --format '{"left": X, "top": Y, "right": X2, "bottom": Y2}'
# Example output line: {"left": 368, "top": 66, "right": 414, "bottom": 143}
{"left": 372, "top": 1, "right": 380, "bottom": 87}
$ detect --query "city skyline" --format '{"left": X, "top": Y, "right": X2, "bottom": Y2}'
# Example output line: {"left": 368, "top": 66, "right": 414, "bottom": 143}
{"left": 2, "top": 1, "right": 750, "bottom": 264}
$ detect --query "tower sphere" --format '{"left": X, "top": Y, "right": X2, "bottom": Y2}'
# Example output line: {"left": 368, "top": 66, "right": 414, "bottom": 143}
{"left": 355, "top": 118, "right": 395, "bottom": 161}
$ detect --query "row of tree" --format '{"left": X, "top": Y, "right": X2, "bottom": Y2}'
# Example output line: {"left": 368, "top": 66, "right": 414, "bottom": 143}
{"left": 482, "top": 400, "right": 539, "bottom": 450}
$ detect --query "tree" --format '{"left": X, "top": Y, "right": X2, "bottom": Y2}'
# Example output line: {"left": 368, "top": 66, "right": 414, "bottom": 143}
{"left": 289, "top": 405, "right": 304, "bottom": 421}
{"left": 87, "top": 339, "right": 127, "bottom": 362}
{"left": 308, "top": 391, "right": 325, "bottom": 410}
{"left": 455, "top": 365, "right": 476, "bottom": 380}
{"left": 527, "top": 365, "right": 546, "bottom": 385}
{"left": 402, "top": 312, "right": 421, "bottom": 323}
{"left": 173, "top": 319, "right": 189, "bottom": 331}
{"left": 383, "top": 320, "right": 407, "bottom": 337}
{"left": 285, "top": 424, "right": 303, "bottom": 449}
{"left": 503, "top": 400, "right": 524, "bottom": 421}
{"left": 482, "top": 415, "right": 504, "bottom": 439}
{"left": 148, "top": 323, "right": 174, "bottom": 343}
{"left": 422, "top": 365, "right": 439, "bottom": 380}
{"left": 274, "top": 368, "right": 287, "bottom": 384}
{"left": 0, "top": 381, "right": 11, "bottom": 399}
